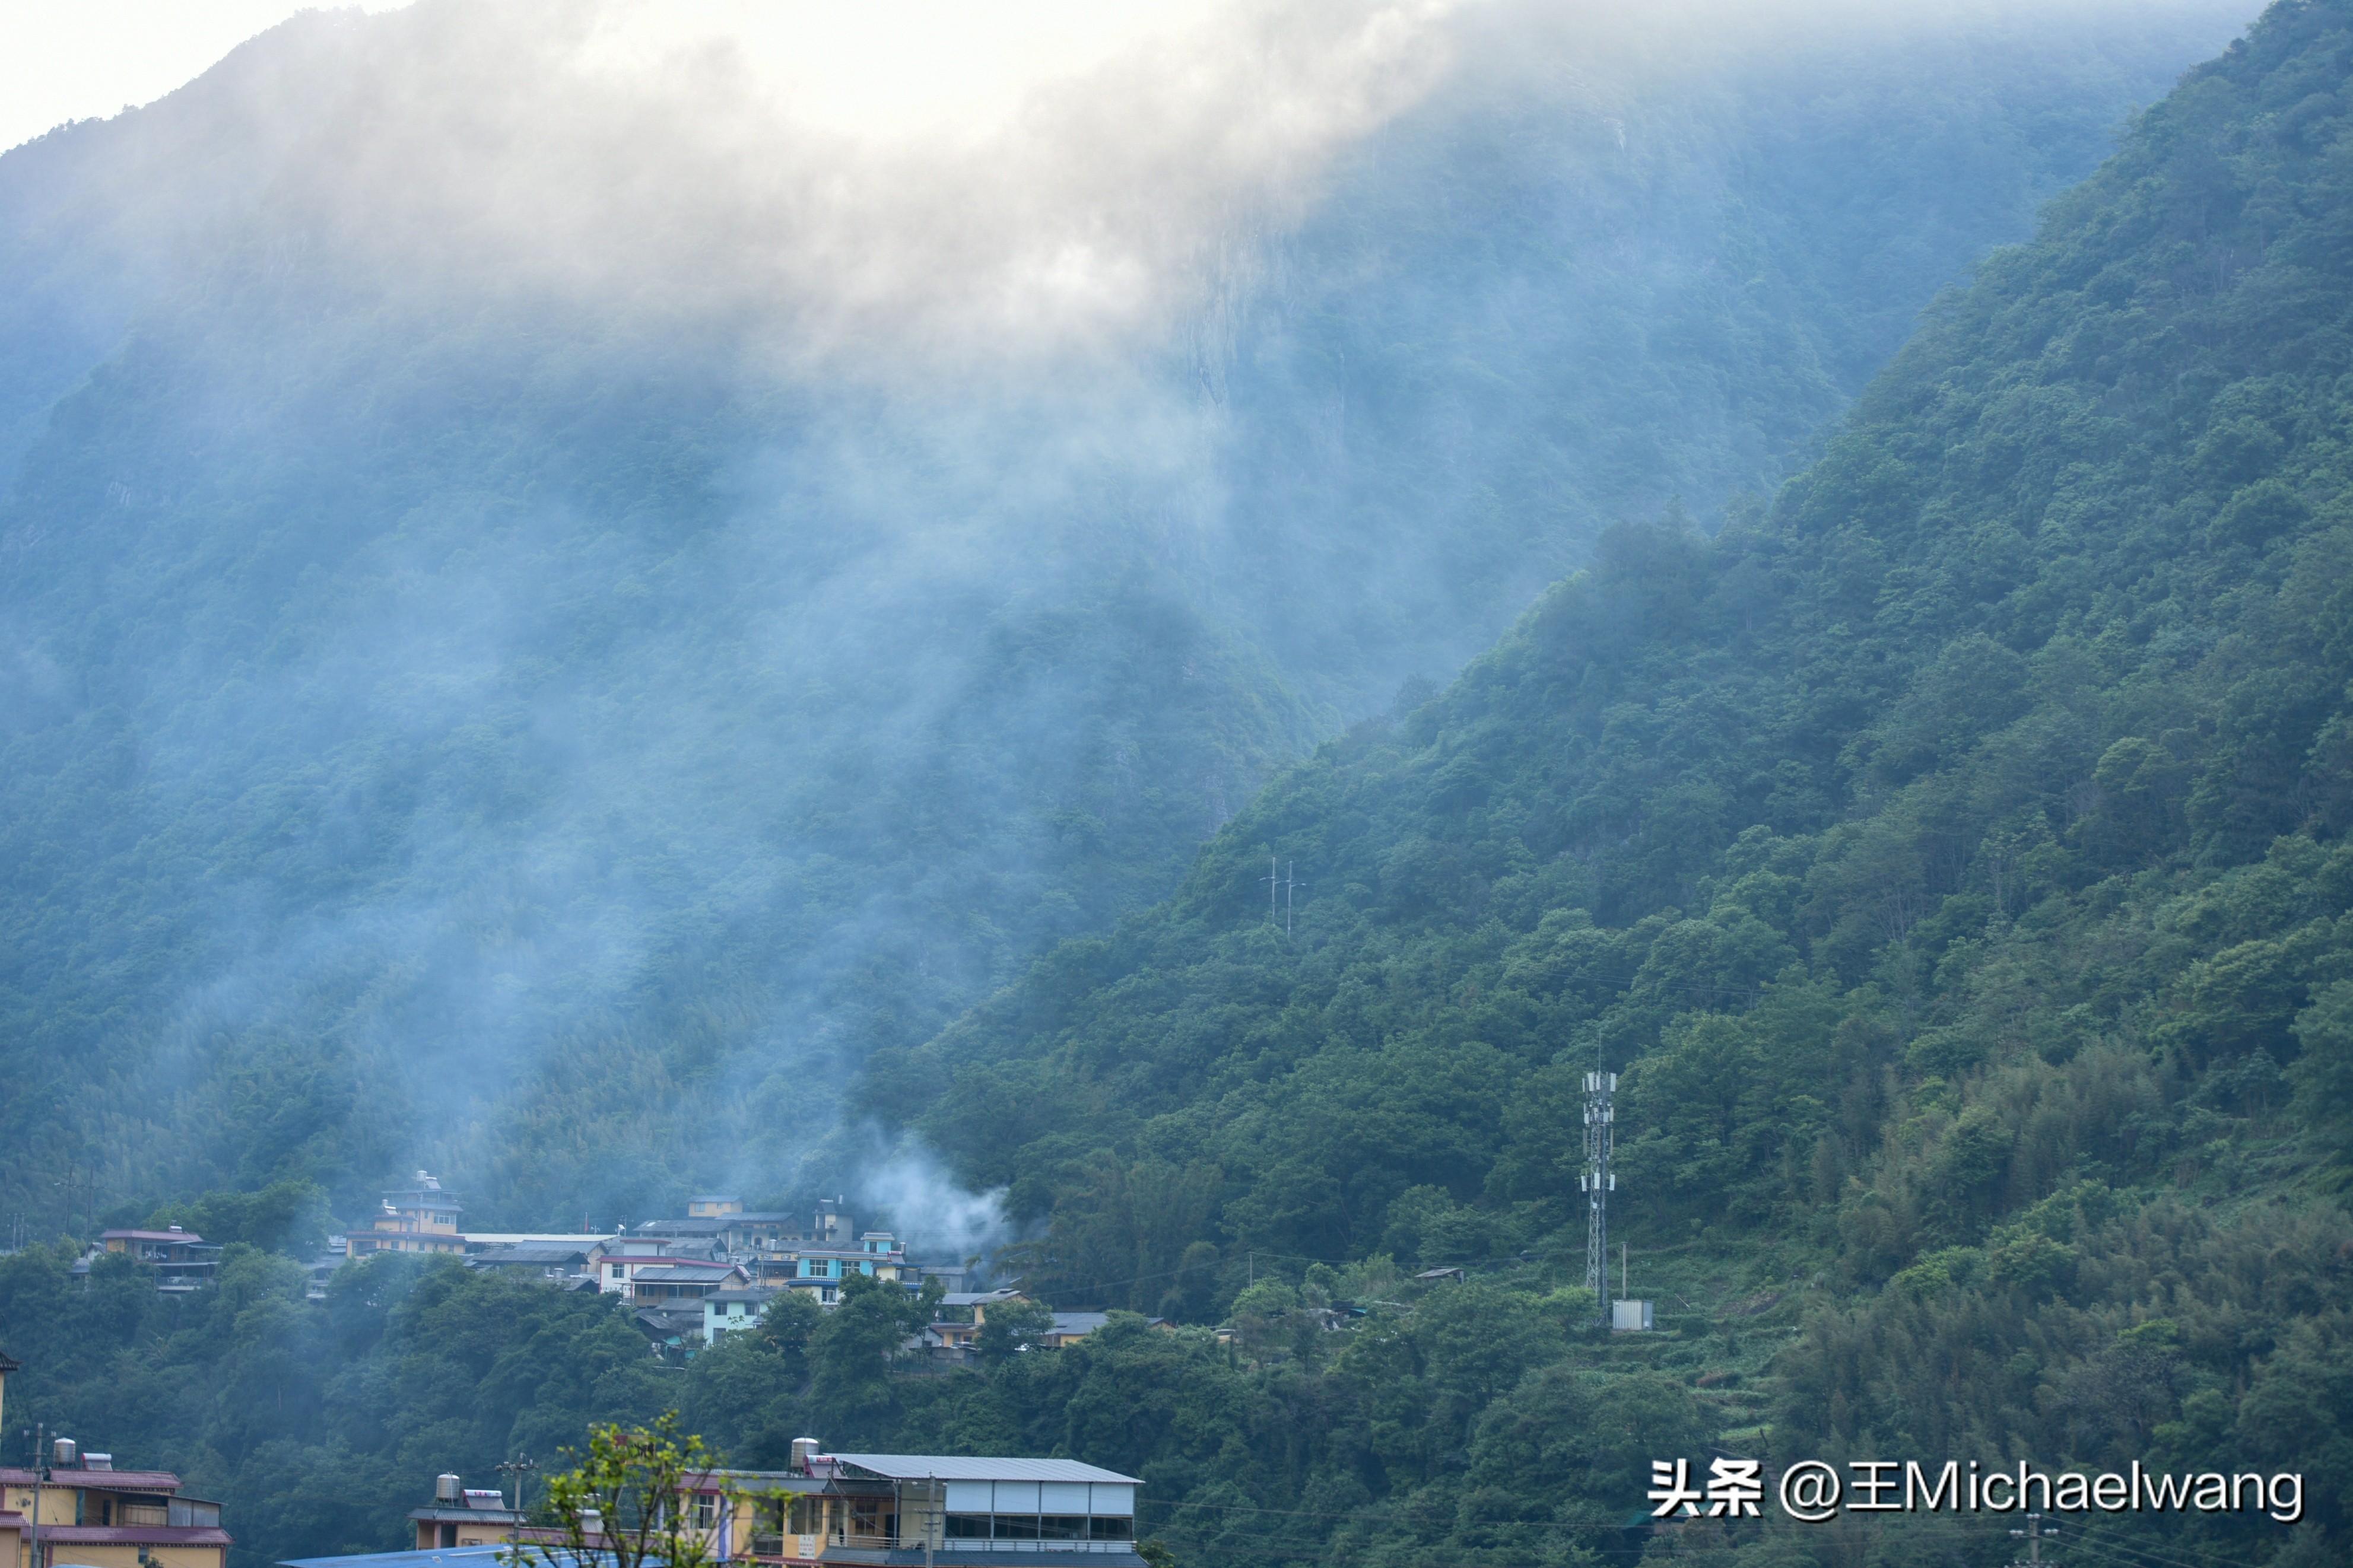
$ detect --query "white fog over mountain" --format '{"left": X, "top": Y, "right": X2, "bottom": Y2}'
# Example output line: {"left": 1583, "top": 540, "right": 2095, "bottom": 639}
{"left": 0, "top": 0, "right": 2243, "bottom": 1229}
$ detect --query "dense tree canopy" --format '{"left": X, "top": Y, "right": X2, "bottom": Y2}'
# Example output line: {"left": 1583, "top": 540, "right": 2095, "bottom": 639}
{"left": 0, "top": 1, "right": 2237, "bottom": 1229}
{"left": 12, "top": 2, "right": 2353, "bottom": 1567}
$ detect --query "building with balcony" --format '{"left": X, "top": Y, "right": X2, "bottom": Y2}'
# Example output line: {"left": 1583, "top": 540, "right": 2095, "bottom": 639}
{"left": 588, "top": 1236, "right": 682, "bottom": 1294}
{"left": 1, "top": 1442, "right": 230, "bottom": 1568}
{"left": 787, "top": 1233, "right": 911, "bottom": 1286}
{"left": 345, "top": 1173, "right": 465, "bottom": 1259}
{"left": 95, "top": 1229, "right": 224, "bottom": 1293}
{"left": 680, "top": 1443, "right": 1144, "bottom": 1567}
{"left": 625, "top": 1261, "right": 750, "bottom": 1305}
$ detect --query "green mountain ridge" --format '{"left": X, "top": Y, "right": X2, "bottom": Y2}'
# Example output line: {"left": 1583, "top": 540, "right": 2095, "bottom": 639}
{"left": 9, "top": 4, "right": 2353, "bottom": 1567}
{"left": 0, "top": 1, "right": 2238, "bottom": 1226}
{"left": 847, "top": 0, "right": 2353, "bottom": 1555}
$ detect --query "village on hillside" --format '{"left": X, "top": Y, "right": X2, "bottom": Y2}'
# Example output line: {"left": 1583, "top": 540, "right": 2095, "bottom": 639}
{"left": 72, "top": 1174, "right": 1208, "bottom": 1362}
{"left": 12, "top": 1176, "right": 1561, "bottom": 1567}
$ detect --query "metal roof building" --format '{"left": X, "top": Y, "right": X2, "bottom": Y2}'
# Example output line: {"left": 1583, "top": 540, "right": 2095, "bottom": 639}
{"left": 825, "top": 1458, "right": 1136, "bottom": 1485}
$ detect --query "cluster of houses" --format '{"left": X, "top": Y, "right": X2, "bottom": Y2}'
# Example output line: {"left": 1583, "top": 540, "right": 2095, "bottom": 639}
{"left": 365, "top": 1443, "right": 1148, "bottom": 1566}
{"left": 0, "top": 1354, "right": 232, "bottom": 1568}
{"left": 360, "top": 1439, "right": 1148, "bottom": 1561}
{"left": 341, "top": 1177, "right": 1063, "bottom": 1357}
{"left": 77, "top": 1175, "right": 1136, "bottom": 1361}
{"left": 3, "top": 1348, "right": 1151, "bottom": 1568}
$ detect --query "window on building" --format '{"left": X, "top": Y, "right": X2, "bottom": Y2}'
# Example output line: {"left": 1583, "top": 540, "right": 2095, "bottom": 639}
{"left": 1089, "top": 1517, "right": 1135, "bottom": 1541}
{"left": 1039, "top": 1516, "right": 1086, "bottom": 1540}
{"left": 692, "top": 1494, "right": 719, "bottom": 1531}
{"left": 992, "top": 1515, "right": 1041, "bottom": 1541}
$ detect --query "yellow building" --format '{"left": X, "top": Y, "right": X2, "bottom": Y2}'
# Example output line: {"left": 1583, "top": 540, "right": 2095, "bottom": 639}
{"left": 97, "top": 1229, "right": 222, "bottom": 1293}
{"left": 406, "top": 1474, "right": 563, "bottom": 1550}
{"left": 674, "top": 1443, "right": 1144, "bottom": 1566}
{"left": 1, "top": 1439, "right": 229, "bottom": 1568}
{"left": 345, "top": 1171, "right": 465, "bottom": 1259}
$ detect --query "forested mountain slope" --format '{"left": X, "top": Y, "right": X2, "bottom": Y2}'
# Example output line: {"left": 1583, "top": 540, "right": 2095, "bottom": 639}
{"left": 840, "top": 0, "right": 2353, "bottom": 1553}
{"left": 0, "top": 1, "right": 2238, "bottom": 1227}
{"left": 7, "top": 6, "right": 2352, "bottom": 1568}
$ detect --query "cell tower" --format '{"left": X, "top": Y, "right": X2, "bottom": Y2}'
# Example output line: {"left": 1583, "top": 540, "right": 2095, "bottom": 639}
{"left": 1580, "top": 1069, "right": 1617, "bottom": 1322}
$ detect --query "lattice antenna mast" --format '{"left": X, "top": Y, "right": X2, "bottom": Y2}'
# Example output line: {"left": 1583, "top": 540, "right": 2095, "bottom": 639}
{"left": 1581, "top": 1068, "right": 1617, "bottom": 1322}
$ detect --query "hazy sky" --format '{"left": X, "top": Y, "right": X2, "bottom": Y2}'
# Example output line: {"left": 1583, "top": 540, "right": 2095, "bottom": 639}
{"left": 0, "top": 0, "right": 1257, "bottom": 155}
{"left": 0, "top": 1, "right": 383, "bottom": 152}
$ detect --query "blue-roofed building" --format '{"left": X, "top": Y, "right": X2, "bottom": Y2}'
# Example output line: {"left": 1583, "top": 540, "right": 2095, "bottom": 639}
{"left": 280, "top": 1549, "right": 615, "bottom": 1568}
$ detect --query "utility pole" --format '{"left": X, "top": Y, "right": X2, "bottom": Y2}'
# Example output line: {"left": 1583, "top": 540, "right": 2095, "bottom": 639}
{"left": 1580, "top": 1070, "right": 1616, "bottom": 1325}
{"left": 30, "top": 1420, "right": 46, "bottom": 1568}
{"left": 495, "top": 1454, "right": 537, "bottom": 1551}
{"left": 1260, "top": 857, "right": 1279, "bottom": 925}
{"left": 1283, "top": 862, "right": 1303, "bottom": 935}
{"left": 2009, "top": 1513, "right": 2058, "bottom": 1567}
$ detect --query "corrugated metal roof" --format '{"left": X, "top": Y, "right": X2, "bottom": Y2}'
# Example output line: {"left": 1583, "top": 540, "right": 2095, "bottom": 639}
{"left": 628, "top": 1262, "right": 741, "bottom": 1279}
{"left": 0, "top": 1468, "right": 183, "bottom": 1491}
{"left": 825, "top": 1455, "right": 1139, "bottom": 1485}
{"left": 471, "top": 1244, "right": 593, "bottom": 1264}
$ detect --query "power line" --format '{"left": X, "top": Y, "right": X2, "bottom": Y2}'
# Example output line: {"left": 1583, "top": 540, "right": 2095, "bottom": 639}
{"left": 1258, "top": 858, "right": 1306, "bottom": 935}
{"left": 2064, "top": 1519, "right": 2263, "bottom": 1568}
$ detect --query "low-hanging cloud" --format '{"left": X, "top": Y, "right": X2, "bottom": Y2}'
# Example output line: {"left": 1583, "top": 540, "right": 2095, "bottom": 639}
{"left": 0, "top": 0, "right": 2249, "bottom": 1229}
{"left": 255, "top": 0, "right": 1462, "bottom": 372}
